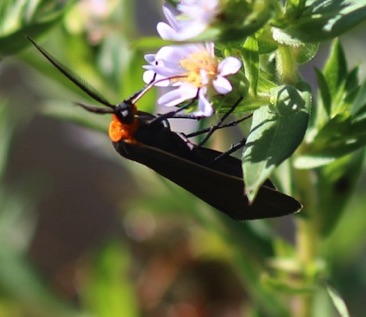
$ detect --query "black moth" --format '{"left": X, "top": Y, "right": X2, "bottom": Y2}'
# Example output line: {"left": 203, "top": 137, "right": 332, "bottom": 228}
{"left": 27, "top": 37, "right": 301, "bottom": 221}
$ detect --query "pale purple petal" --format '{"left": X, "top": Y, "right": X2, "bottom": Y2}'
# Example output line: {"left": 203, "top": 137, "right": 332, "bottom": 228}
{"left": 157, "top": 22, "right": 179, "bottom": 40}
{"left": 144, "top": 54, "right": 156, "bottom": 64}
{"left": 155, "top": 46, "right": 186, "bottom": 65}
{"left": 153, "top": 46, "right": 190, "bottom": 72}
{"left": 176, "top": 22, "right": 207, "bottom": 39}
{"left": 162, "top": 4, "right": 180, "bottom": 30}
{"left": 178, "top": 0, "right": 220, "bottom": 25}
{"left": 158, "top": 22, "right": 206, "bottom": 41}
{"left": 197, "top": 91, "right": 214, "bottom": 117}
{"left": 204, "top": 42, "right": 215, "bottom": 57}
{"left": 143, "top": 70, "right": 155, "bottom": 84}
{"left": 152, "top": 44, "right": 214, "bottom": 75}
{"left": 146, "top": 57, "right": 181, "bottom": 77}
{"left": 158, "top": 84, "right": 198, "bottom": 107}
{"left": 213, "top": 76, "right": 233, "bottom": 94}
{"left": 218, "top": 57, "right": 242, "bottom": 76}
{"left": 142, "top": 64, "right": 154, "bottom": 71}
{"left": 150, "top": 44, "right": 210, "bottom": 77}
{"left": 199, "top": 69, "right": 209, "bottom": 86}
{"left": 150, "top": 66, "right": 177, "bottom": 78}
{"left": 157, "top": 0, "right": 221, "bottom": 41}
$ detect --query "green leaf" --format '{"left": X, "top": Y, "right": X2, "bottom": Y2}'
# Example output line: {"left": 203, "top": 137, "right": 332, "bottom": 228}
{"left": 242, "top": 83, "right": 310, "bottom": 201}
{"left": 256, "top": 26, "right": 278, "bottom": 54}
{"left": 299, "top": 115, "right": 366, "bottom": 162}
{"left": 326, "top": 284, "right": 350, "bottom": 317}
{"left": 323, "top": 40, "right": 347, "bottom": 101}
{"left": 0, "top": 0, "right": 72, "bottom": 56}
{"left": 275, "top": 0, "right": 366, "bottom": 42}
{"left": 304, "top": 41, "right": 366, "bottom": 168}
{"left": 351, "top": 78, "right": 366, "bottom": 118}
{"left": 217, "top": 0, "right": 273, "bottom": 42}
{"left": 271, "top": 26, "right": 306, "bottom": 47}
{"left": 344, "top": 67, "right": 359, "bottom": 96}
{"left": 242, "top": 36, "right": 259, "bottom": 95}
{"left": 343, "top": 66, "right": 360, "bottom": 109}
{"left": 180, "top": 0, "right": 273, "bottom": 42}
{"left": 315, "top": 68, "right": 331, "bottom": 118}
{"left": 295, "top": 42, "right": 319, "bottom": 64}
{"left": 311, "top": 40, "right": 355, "bottom": 130}
{"left": 293, "top": 156, "right": 335, "bottom": 169}
{"left": 0, "top": 19, "right": 63, "bottom": 56}
{"left": 317, "top": 151, "right": 364, "bottom": 236}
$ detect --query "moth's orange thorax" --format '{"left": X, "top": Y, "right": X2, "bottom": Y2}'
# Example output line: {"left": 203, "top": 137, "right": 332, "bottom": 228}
{"left": 108, "top": 114, "right": 138, "bottom": 143}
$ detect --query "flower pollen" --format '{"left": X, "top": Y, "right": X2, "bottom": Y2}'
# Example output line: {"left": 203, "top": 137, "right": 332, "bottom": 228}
{"left": 179, "top": 51, "right": 218, "bottom": 88}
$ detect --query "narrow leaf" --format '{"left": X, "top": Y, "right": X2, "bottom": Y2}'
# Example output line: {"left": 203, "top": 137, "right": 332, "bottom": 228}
{"left": 294, "top": 155, "right": 335, "bottom": 169}
{"left": 344, "top": 66, "right": 359, "bottom": 95}
{"left": 323, "top": 40, "right": 347, "bottom": 99}
{"left": 326, "top": 284, "right": 350, "bottom": 317}
{"left": 315, "top": 68, "right": 331, "bottom": 117}
{"left": 242, "top": 36, "right": 259, "bottom": 95}
{"left": 351, "top": 78, "right": 366, "bottom": 118}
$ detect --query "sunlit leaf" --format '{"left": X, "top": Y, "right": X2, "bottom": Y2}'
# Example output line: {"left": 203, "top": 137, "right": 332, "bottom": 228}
{"left": 323, "top": 40, "right": 347, "bottom": 103}
{"left": 326, "top": 284, "right": 350, "bottom": 317}
{"left": 242, "top": 36, "right": 259, "bottom": 95}
{"left": 243, "top": 83, "right": 310, "bottom": 201}
{"left": 275, "top": 0, "right": 366, "bottom": 42}
{"left": 0, "top": 0, "right": 72, "bottom": 56}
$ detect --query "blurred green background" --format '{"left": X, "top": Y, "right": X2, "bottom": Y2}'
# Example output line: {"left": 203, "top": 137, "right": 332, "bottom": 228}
{"left": 0, "top": 1, "right": 365, "bottom": 316}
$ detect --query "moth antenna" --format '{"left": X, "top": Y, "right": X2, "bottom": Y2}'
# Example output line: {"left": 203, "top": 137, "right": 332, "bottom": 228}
{"left": 27, "top": 36, "right": 115, "bottom": 110}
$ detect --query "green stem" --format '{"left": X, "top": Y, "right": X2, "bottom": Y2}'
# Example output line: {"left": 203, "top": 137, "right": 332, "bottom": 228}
{"left": 276, "top": 41, "right": 317, "bottom": 317}
{"left": 294, "top": 168, "right": 319, "bottom": 317}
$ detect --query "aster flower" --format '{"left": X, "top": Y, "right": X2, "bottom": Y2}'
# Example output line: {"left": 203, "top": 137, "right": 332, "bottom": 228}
{"left": 157, "top": 0, "right": 221, "bottom": 41}
{"left": 143, "top": 43, "right": 242, "bottom": 117}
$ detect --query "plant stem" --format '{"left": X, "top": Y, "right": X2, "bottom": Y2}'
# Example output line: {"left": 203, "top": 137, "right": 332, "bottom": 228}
{"left": 277, "top": 43, "right": 318, "bottom": 316}
{"left": 294, "top": 168, "right": 319, "bottom": 317}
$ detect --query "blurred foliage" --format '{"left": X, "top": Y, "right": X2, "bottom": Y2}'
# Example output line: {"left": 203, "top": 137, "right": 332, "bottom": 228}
{"left": 0, "top": 1, "right": 365, "bottom": 317}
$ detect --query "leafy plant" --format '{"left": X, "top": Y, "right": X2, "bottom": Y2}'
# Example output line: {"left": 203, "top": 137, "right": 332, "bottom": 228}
{"left": 1, "top": 0, "right": 366, "bottom": 316}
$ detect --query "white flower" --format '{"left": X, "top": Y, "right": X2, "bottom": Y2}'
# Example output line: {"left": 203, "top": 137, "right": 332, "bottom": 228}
{"left": 157, "top": 0, "right": 221, "bottom": 41}
{"left": 143, "top": 43, "right": 242, "bottom": 117}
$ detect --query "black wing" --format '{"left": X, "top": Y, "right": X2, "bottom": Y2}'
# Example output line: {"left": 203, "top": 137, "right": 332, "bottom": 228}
{"left": 113, "top": 138, "right": 301, "bottom": 221}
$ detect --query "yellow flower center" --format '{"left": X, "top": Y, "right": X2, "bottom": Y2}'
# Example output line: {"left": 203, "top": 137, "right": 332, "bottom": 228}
{"left": 179, "top": 51, "right": 218, "bottom": 88}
